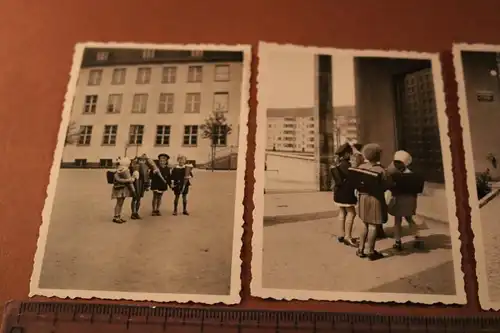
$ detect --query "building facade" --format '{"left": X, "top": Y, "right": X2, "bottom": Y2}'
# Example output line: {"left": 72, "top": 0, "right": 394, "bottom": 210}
{"left": 461, "top": 51, "right": 500, "bottom": 179}
{"left": 266, "top": 108, "right": 316, "bottom": 153}
{"left": 63, "top": 48, "right": 243, "bottom": 168}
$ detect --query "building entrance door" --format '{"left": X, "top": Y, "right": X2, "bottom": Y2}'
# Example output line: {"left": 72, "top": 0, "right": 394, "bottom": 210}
{"left": 394, "top": 68, "right": 444, "bottom": 183}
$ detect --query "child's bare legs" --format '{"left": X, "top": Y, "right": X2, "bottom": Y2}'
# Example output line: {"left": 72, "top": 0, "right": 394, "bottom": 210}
{"left": 357, "top": 222, "right": 368, "bottom": 257}
{"left": 338, "top": 206, "right": 357, "bottom": 246}
{"left": 113, "top": 198, "right": 126, "bottom": 223}
{"left": 337, "top": 207, "right": 347, "bottom": 242}
{"left": 152, "top": 192, "right": 163, "bottom": 215}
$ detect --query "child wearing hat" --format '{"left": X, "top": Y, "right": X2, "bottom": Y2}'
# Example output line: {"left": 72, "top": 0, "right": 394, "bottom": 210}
{"left": 387, "top": 150, "right": 422, "bottom": 251}
{"left": 356, "top": 143, "right": 392, "bottom": 260}
{"left": 150, "top": 153, "right": 172, "bottom": 216}
{"left": 331, "top": 143, "right": 358, "bottom": 247}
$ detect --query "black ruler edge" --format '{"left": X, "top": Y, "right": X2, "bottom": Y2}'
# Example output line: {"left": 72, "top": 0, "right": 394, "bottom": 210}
{"left": 3, "top": 300, "right": 500, "bottom": 329}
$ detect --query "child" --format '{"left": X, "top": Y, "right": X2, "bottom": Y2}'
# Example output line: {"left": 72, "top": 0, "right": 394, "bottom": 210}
{"left": 355, "top": 143, "right": 392, "bottom": 260}
{"left": 331, "top": 143, "right": 358, "bottom": 247}
{"left": 387, "top": 150, "right": 423, "bottom": 250}
{"left": 171, "top": 155, "right": 194, "bottom": 215}
{"left": 111, "top": 157, "right": 135, "bottom": 224}
{"left": 129, "top": 158, "right": 147, "bottom": 220}
{"left": 150, "top": 153, "right": 171, "bottom": 216}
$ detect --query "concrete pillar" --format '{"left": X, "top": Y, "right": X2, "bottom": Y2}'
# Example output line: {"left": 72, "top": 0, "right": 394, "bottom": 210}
{"left": 316, "top": 55, "right": 334, "bottom": 191}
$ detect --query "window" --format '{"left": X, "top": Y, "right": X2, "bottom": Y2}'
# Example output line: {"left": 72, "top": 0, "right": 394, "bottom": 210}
{"left": 102, "top": 125, "right": 118, "bottom": 145}
{"left": 106, "top": 94, "right": 122, "bottom": 113}
{"left": 155, "top": 125, "right": 171, "bottom": 146}
{"left": 136, "top": 67, "right": 151, "bottom": 84}
{"left": 185, "top": 93, "right": 201, "bottom": 113}
{"left": 74, "top": 159, "right": 87, "bottom": 167}
{"left": 187, "top": 66, "right": 203, "bottom": 82}
{"left": 111, "top": 68, "right": 126, "bottom": 85}
{"left": 83, "top": 95, "right": 98, "bottom": 114}
{"left": 132, "top": 94, "right": 148, "bottom": 113}
{"left": 77, "top": 125, "right": 93, "bottom": 145}
{"left": 213, "top": 92, "right": 229, "bottom": 112}
{"left": 213, "top": 125, "right": 228, "bottom": 146}
{"left": 129, "top": 125, "right": 144, "bottom": 145}
{"left": 142, "top": 49, "right": 156, "bottom": 59}
{"left": 158, "top": 93, "right": 174, "bottom": 113}
{"left": 214, "top": 65, "right": 230, "bottom": 81}
{"left": 183, "top": 125, "right": 198, "bottom": 146}
{"left": 96, "top": 52, "right": 109, "bottom": 61}
{"left": 100, "top": 159, "right": 113, "bottom": 168}
{"left": 191, "top": 50, "right": 204, "bottom": 57}
{"left": 87, "top": 69, "right": 102, "bottom": 86}
{"left": 162, "top": 67, "right": 177, "bottom": 83}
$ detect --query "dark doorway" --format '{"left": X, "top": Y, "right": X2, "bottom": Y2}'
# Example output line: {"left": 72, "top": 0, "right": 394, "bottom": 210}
{"left": 394, "top": 68, "right": 444, "bottom": 183}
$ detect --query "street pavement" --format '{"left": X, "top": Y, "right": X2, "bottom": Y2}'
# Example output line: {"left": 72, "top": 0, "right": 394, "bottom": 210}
{"left": 477, "top": 192, "right": 500, "bottom": 302}
{"left": 262, "top": 192, "right": 457, "bottom": 295}
{"left": 38, "top": 169, "right": 237, "bottom": 296}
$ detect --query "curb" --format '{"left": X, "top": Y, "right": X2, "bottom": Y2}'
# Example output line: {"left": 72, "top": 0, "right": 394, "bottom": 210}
{"left": 263, "top": 210, "right": 448, "bottom": 225}
{"left": 479, "top": 187, "right": 500, "bottom": 209}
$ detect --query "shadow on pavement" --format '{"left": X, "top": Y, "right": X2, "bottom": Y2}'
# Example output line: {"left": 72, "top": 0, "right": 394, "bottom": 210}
{"left": 380, "top": 233, "right": 452, "bottom": 258}
{"left": 264, "top": 211, "right": 339, "bottom": 226}
{"left": 366, "top": 260, "right": 456, "bottom": 295}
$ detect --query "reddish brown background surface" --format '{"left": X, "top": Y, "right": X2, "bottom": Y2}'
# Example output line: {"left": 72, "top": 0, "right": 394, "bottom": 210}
{"left": 1, "top": 0, "right": 500, "bottom": 317}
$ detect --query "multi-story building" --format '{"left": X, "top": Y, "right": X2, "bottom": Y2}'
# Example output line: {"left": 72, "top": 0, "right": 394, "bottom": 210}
{"left": 266, "top": 106, "right": 358, "bottom": 155}
{"left": 266, "top": 108, "right": 316, "bottom": 153}
{"left": 63, "top": 48, "right": 243, "bottom": 168}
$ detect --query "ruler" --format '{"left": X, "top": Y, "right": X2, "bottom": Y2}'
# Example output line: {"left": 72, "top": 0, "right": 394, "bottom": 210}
{"left": 2, "top": 300, "right": 500, "bottom": 332}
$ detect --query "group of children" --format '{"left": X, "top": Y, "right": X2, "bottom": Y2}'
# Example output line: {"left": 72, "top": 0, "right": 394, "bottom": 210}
{"left": 109, "top": 153, "right": 194, "bottom": 224}
{"left": 331, "top": 142, "right": 423, "bottom": 261}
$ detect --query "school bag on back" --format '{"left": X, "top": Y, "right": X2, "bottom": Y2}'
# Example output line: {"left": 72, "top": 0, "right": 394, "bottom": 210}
{"left": 106, "top": 170, "right": 115, "bottom": 184}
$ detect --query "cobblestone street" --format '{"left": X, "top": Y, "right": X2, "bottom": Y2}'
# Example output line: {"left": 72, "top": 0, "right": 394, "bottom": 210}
{"left": 38, "top": 169, "right": 237, "bottom": 296}
{"left": 262, "top": 192, "right": 457, "bottom": 295}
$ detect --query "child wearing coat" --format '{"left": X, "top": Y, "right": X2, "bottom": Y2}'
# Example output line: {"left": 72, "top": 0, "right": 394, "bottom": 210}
{"left": 150, "top": 153, "right": 171, "bottom": 216}
{"left": 386, "top": 150, "right": 423, "bottom": 251}
{"left": 170, "top": 155, "right": 194, "bottom": 215}
{"left": 331, "top": 143, "right": 358, "bottom": 247}
{"left": 356, "top": 143, "right": 392, "bottom": 261}
{"left": 111, "top": 157, "right": 135, "bottom": 224}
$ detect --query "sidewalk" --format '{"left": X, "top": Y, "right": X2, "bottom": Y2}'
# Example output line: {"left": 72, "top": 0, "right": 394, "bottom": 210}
{"left": 264, "top": 182, "right": 450, "bottom": 224}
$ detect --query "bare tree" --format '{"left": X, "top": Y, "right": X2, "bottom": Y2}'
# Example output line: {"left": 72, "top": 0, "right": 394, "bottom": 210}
{"left": 200, "top": 112, "right": 232, "bottom": 171}
{"left": 65, "top": 121, "right": 82, "bottom": 146}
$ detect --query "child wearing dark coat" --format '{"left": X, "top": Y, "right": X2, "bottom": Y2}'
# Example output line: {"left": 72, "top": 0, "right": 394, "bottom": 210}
{"left": 150, "top": 153, "right": 171, "bottom": 216}
{"left": 170, "top": 155, "right": 194, "bottom": 215}
{"left": 356, "top": 143, "right": 393, "bottom": 261}
{"left": 386, "top": 150, "right": 423, "bottom": 251}
{"left": 331, "top": 143, "right": 358, "bottom": 247}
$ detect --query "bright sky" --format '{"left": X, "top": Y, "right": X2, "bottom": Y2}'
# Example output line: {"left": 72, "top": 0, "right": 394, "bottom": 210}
{"left": 265, "top": 49, "right": 356, "bottom": 109}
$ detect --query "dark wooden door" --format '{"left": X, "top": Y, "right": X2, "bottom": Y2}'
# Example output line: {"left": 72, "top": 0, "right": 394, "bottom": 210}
{"left": 395, "top": 68, "right": 444, "bottom": 183}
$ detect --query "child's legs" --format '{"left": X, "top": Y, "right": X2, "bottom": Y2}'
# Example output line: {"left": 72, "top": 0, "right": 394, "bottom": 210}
{"left": 156, "top": 192, "right": 164, "bottom": 209}
{"left": 174, "top": 193, "right": 180, "bottom": 210}
{"left": 344, "top": 206, "right": 356, "bottom": 239}
{"left": 338, "top": 207, "right": 347, "bottom": 237}
{"left": 366, "top": 223, "right": 378, "bottom": 253}
{"left": 131, "top": 198, "right": 137, "bottom": 213}
{"left": 405, "top": 216, "right": 420, "bottom": 238}
{"left": 358, "top": 222, "right": 369, "bottom": 252}
{"left": 114, "top": 198, "right": 125, "bottom": 216}
{"left": 135, "top": 197, "right": 141, "bottom": 212}
{"left": 393, "top": 216, "right": 403, "bottom": 242}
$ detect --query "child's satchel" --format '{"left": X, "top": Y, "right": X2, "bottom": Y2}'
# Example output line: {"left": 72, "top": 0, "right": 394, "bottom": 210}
{"left": 347, "top": 167, "right": 384, "bottom": 196}
{"left": 393, "top": 172, "right": 425, "bottom": 195}
{"left": 106, "top": 171, "right": 115, "bottom": 184}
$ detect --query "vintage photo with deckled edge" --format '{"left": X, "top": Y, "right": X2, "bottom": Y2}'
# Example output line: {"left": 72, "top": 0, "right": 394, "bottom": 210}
{"left": 29, "top": 42, "right": 251, "bottom": 304}
{"left": 251, "top": 42, "right": 466, "bottom": 305}
{"left": 453, "top": 43, "right": 500, "bottom": 310}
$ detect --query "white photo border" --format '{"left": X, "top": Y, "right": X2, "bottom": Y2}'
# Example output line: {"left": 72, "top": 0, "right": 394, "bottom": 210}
{"left": 29, "top": 42, "right": 252, "bottom": 305}
{"left": 251, "top": 42, "right": 466, "bottom": 305}
{"left": 452, "top": 43, "right": 500, "bottom": 310}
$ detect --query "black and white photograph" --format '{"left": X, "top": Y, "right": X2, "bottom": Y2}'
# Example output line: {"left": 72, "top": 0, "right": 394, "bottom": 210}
{"left": 453, "top": 43, "right": 500, "bottom": 310}
{"left": 251, "top": 42, "right": 466, "bottom": 304}
{"left": 29, "top": 42, "right": 250, "bottom": 304}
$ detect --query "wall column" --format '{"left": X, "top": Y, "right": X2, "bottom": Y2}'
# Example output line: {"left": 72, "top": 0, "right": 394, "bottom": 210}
{"left": 317, "top": 55, "right": 334, "bottom": 191}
